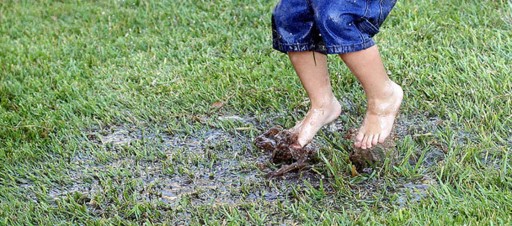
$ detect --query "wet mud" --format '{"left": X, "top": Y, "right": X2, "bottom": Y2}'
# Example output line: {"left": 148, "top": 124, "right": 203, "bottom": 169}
{"left": 254, "top": 126, "right": 318, "bottom": 178}
{"left": 31, "top": 111, "right": 469, "bottom": 223}
{"left": 46, "top": 118, "right": 329, "bottom": 222}
{"left": 337, "top": 114, "right": 448, "bottom": 172}
{"left": 345, "top": 128, "right": 398, "bottom": 172}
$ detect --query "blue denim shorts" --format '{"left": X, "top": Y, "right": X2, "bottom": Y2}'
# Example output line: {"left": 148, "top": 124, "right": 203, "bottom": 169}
{"left": 272, "top": 0, "right": 397, "bottom": 54}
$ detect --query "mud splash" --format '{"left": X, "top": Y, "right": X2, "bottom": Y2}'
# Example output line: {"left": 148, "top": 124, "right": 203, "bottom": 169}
{"left": 344, "top": 128, "right": 397, "bottom": 171}
{"left": 254, "top": 126, "right": 318, "bottom": 178}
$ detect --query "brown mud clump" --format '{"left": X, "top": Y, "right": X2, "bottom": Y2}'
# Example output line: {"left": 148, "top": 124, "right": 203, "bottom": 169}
{"left": 346, "top": 128, "right": 397, "bottom": 172}
{"left": 254, "top": 126, "right": 318, "bottom": 178}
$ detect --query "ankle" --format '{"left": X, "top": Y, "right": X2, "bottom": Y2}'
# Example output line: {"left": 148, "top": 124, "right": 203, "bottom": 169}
{"left": 367, "top": 81, "right": 400, "bottom": 101}
{"left": 310, "top": 95, "right": 339, "bottom": 109}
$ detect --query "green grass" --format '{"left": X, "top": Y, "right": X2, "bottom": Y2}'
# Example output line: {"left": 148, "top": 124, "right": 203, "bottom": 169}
{"left": 1, "top": 0, "right": 511, "bottom": 224}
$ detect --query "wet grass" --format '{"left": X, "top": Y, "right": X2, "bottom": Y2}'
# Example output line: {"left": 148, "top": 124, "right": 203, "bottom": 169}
{"left": 1, "top": 0, "right": 511, "bottom": 224}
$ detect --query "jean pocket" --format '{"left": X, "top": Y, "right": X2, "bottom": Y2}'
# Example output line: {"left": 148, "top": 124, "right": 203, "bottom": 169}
{"left": 356, "top": 18, "right": 380, "bottom": 36}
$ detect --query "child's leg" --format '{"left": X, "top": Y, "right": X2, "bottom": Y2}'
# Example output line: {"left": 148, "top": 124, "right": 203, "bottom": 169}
{"left": 339, "top": 45, "right": 403, "bottom": 150}
{"left": 288, "top": 51, "right": 342, "bottom": 148}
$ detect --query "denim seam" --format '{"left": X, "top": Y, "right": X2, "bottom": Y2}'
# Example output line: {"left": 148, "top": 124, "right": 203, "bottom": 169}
{"left": 273, "top": 38, "right": 375, "bottom": 54}
{"left": 378, "top": 0, "right": 384, "bottom": 25}
{"left": 355, "top": 16, "right": 367, "bottom": 45}
{"left": 364, "top": 0, "right": 370, "bottom": 18}
{"left": 323, "top": 39, "right": 375, "bottom": 54}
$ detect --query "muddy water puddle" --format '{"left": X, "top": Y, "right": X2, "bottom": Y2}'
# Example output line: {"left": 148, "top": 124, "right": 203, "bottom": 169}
{"left": 52, "top": 118, "right": 328, "bottom": 210}
{"left": 42, "top": 112, "right": 463, "bottom": 220}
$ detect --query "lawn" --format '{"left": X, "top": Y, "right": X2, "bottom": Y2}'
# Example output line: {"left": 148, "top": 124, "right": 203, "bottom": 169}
{"left": 0, "top": 0, "right": 511, "bottom": 225}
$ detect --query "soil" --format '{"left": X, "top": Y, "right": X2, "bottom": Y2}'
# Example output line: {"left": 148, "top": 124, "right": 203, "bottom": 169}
{"left": 254, "top": 126, "right": 318, "bottom": 178}
{"left": 34, "top": 112, "right": 454, "bottom": 223}
{"left": 344, "top": 128, "right": 398, "bottom": 172}
{"left": 254, "top": 125, "right": 398, "bottom": 176}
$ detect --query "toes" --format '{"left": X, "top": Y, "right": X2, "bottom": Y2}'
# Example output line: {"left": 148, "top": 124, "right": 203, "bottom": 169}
{"left": 365, "top": 135, "right": 374, "bottom": 149}
{"left": 354, "top": 131, "right": 365, "bottom": 148}
{"left": 361, "top": 135, "right": 370, "bottom": 149}
{"left": 290, "top": 143, "right": 302, "bottom": 150}
{"left": 378, "top": 133, "right": 387, "bottom": 143}
{"left": 358, "top": 134, "right": 381, "bottom": 149}
{"left": 372, "top": 134, "right": 380, "bottom": 146}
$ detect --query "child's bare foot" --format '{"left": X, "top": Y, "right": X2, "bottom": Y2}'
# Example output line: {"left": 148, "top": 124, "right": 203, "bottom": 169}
{"left": 290, "top": 97, "right": 342, "bottom": 148}
{"left": 355, "top": 81, "right": 403, "bottom": 149}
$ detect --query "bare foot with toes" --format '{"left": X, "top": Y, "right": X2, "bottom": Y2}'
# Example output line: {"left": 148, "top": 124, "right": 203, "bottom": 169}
{"left": 289, "top": 97, "right": 342, "bottom": 148}
{"left": 354, "top": 81, "right": 403, "bottom": 149}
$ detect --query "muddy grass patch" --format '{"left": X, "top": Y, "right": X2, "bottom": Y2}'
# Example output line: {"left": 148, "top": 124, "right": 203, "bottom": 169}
{"left": 322, "top": 111, "right": 448, "bottom": 169}
{"left": 47, "top": 117, "right": 328, "bottom": 221}
{"left": 42, "top": 111, "right": 465, "bottom": 222}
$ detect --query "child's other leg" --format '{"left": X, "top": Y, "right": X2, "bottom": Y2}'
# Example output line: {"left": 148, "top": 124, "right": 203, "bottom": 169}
{"left": 288, "top": 51, "right": 342, "bottom": 148}
{"left": 339, "top": 46, "right": 403, "bottom": 150}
